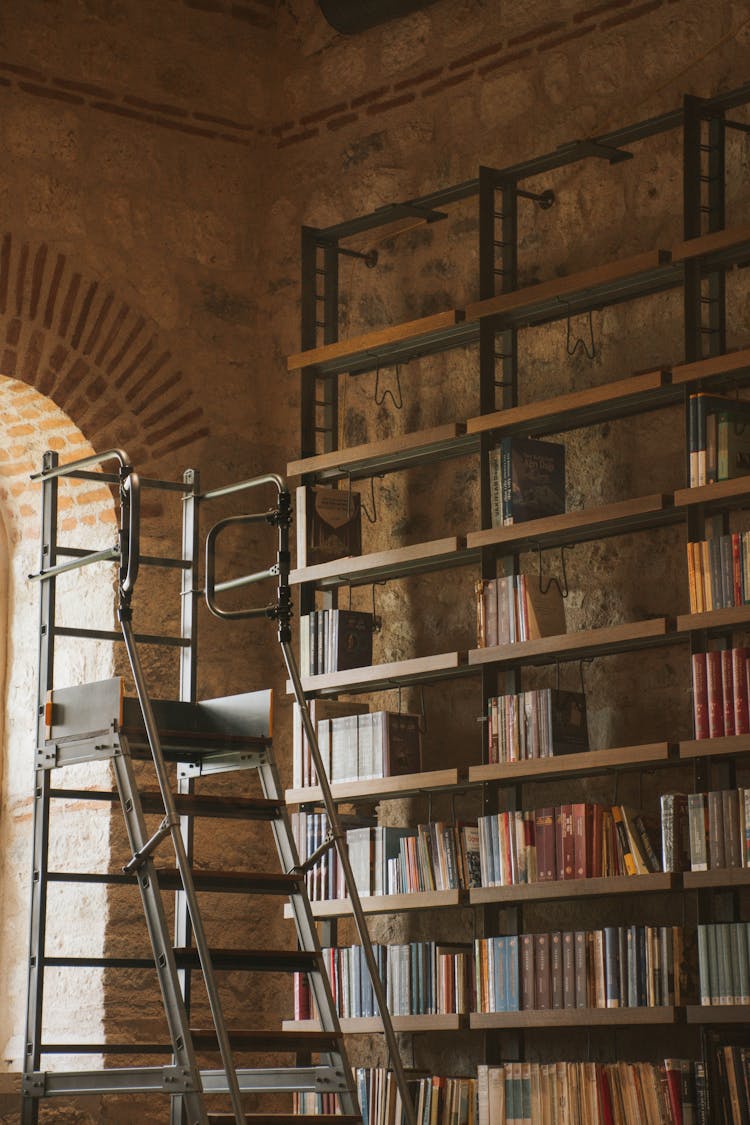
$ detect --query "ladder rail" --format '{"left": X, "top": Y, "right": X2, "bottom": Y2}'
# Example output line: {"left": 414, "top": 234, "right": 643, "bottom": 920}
{"left": 203, "top": 471, "right": 419, "bottom": 1125}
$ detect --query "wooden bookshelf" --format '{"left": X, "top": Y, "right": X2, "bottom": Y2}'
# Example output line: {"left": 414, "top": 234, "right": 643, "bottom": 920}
{"left": 469, "top": 873, "right": 676, "bottom": 907}
{"left": 675, "top": 604, "right": 750, "bottom": 634}
{"left": 283, "top": 1014, "right": 467, "bottom": 1034}
{"left": 680, "top": 734, "right": 750, "bottom": 761}
{"left": 292, "top": 651, "right": 469, "bottom": 697}
{"left": 468, "top": 617, "right": 671, "bottom": 671}
{"left": 286, "top": 767, "right": 462, "bottom": 806}
{"left": 287, "top": 310, "right": 474, "bottom": 378}
{"left": 287, "top": 423, "right": 476, "bottom": 482}
{"left": 671, "top": 222, "right": 750, "bottom": 263}
{"left": 469, "top": 1007, "right": 678, "bottom": 1029}
{"left": 290, "top": 536, "right": 475, "bottom": 589}
{"left": 674, "top": 475, "right": 750, "bottom": 511}
{"left": 284, "top": 889, "right": 463, "bottom": 920}
{"left": 671, "top": 343, "right": 750, "bottom": 386}
{"left": 464, "top": 249, "right": 673, "bottom": 327}
{"left": 686, "top": 1005, "right": 750, "bottom": 1024}
{"left": 469, "top": 742, "right": 672, "bottom": 785}
{"left": 466, "top": 494, "right": 677, "bottom": 553}
{"left": 466, "top": 368, "right": 673, "bottom": 438}
{"left": 683, "top": 868, "right": 750, "bottom": 889}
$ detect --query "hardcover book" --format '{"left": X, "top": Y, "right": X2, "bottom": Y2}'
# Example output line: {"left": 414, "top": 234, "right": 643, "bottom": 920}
{"left": 490, "top": 437, "right": 566, "bottom": 527}
{"left": 296, "top": 484, "right": 362, "bottom": 567}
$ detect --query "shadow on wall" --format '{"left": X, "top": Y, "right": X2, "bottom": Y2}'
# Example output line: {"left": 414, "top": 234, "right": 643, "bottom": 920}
{"left": 0, "top": 374, "right": 117, "bottom": 1071}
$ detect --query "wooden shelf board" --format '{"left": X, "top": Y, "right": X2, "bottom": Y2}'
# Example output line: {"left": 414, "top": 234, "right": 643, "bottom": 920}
{"left": 291, "top": 651, "right": 469, "bottom": 697}
{"left": 468, "top": 618, "right": 670, "bottom": 670}
{"left": 466, "top": 494, "right": 676, "bottom": 553}
{"left": 671, "top": 223, "right": 750, "bottom": 263}
{"left": 469, "top": 742, "right": 672, "bottom": 784}
{"left": 286, "top": 767, "right": 462, "bottom": 806}
{"left": 686, "top": 1005, "right": 750, "bottom": 1024}
{"left": 291, "top": 537, "right": 476, "bottom": 589}
{"left": 671, "top": 345, "right": 750, "bottom": 386}
{"left": 680, "top": 734, "right": 750, "bottom": 760}
{"left": 674, "top": 476, "right": 750, "bottom": 510}
{"left": 287, "top": 423, "right": 475, "bottom": 483}
{"left": 287, "top": 311, "right": 476, "bottom": 378}
{"left": 469, "top": 1007, "right": 677, "bottom": 1029}
{"left": 675, "top": 604, "right": 750, "bottom": 634}
{"left": 466, "top": 369, "right": 672, "bottom": 438}
{"left": 683, "top": 867, "right": 750, "bottom": 889}
{"left": 464, "top": 249, "right": 673, "bottom": 326}
{"left": 284, "top": 889, "right": 463, "bottom": 920}
{"left": 469, "top": 872, "right": 676, "bottom": 907}
{"left": 283, "top": 1015, "right": 466, "bottom": 1034}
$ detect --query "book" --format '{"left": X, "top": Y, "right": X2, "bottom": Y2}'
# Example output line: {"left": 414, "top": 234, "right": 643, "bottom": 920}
{"left": 490, "top": 436, "right": 566, "bottom": 526}
{"left": 295, "top": 484, "right": 362, "bottom": 567}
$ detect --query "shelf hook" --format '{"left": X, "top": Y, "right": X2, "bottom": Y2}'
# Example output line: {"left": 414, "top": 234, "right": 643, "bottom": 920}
{"left": 566, "top": 306, "right": 597, "bottom": 360}
{"left": 370, "top": 581, "right": 385, "bottom": 633}
{"left": 360, "top": 474, "right": 382, "bottom": 525}
{"left": 535, "top": 543, "right": 569, "bottom": 598}
{"left": 374, "top": 362, "right": 404, "bottom": 411}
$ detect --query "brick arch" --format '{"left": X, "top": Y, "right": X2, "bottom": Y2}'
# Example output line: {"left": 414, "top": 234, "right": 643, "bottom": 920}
{"left": 0, "top": 232, "right": 209, "bottom": 477}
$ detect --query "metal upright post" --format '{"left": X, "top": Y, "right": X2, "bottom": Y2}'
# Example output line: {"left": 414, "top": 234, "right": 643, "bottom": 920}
{"left": 21, "top": 450, "right": 58, "bottom": 1124}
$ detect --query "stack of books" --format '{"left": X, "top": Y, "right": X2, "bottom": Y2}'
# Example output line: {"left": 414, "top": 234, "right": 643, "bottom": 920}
{"left": 691, "top": 648, "right": 750, "bottom": 739}
{"left": 486, "top": 687, "right": 588, "bottom": 762}
{"left": 474, "top": 925, "right": 683, "bottom": 1012}
{"left": 687, "top": 533, "right": 750, "bottom": 612}
{"left": 476, "top": 576, "right": 566, "bottom": 647}
{"left": 698, "top": 923, "right": 750, "bottom": 1005}
{"left": 294, "top": 1069, "right": 478, "bottom": 1125}
{"left": 299, "top": 608, "right": 373, "bottom": 675}
{"left": 477, "top": 803, "right": 660, "bottom": 887}
{"left": 292, "top": 701, "right": 421, "bottom": 788}
{"left": 477, "top": 1059, "right": 702, "bottom": 1124}
{"left": 687, "top": 789, "right": 750, "bottom": 870}
{"left": 688, "top": 391, "right": 750, "bottom": 487}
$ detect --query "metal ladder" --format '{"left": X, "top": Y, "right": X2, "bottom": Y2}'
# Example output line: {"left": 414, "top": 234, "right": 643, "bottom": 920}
{"left": 21, "top": 450, "right": 416, "bottom": 1124}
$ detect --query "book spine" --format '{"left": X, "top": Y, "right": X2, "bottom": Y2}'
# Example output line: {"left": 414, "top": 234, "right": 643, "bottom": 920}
{"left": 534, "top": 933, "right": 550, "bottom": 1010}
{"left": 705, "top": 651, "right": 725, "bottom": 739}
{"left": 604, "top": 927, "right": 620, "bottom": 1008}
{"left": 691, "top": 653, "right": 709, "bottom": 740}
{"left": 734, "top": 647, "right": 750, "bottom": 735}
{"left": 574, "top": 931, "right": 587, "bottom": 1009}
{"left": 708, "top": 790, "right": 726, "bottom": 869}
{"left": 722, "top": 648, "right": 736, "bottom": 736}
{"left": 520, "top": 934, "right": 535, "bottom": 1010}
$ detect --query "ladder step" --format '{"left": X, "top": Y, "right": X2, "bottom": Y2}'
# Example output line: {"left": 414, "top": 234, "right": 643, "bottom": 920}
{"left": 41, "top": 1029, "right": 344, "bottom": 1055}
{"left": 46, "top": 948, "right": 320, "bottom": 972}
{"left": 51, "top": 788, "right": 283, "bottom": 819}
{"left": 208, "top": 1118, "right": 362, "bottom": 1124}
{"left": 158, "top": 869, "right": 299, "bottom": 895}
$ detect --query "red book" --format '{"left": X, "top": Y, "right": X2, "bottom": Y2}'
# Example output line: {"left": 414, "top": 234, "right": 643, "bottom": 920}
{"left": 573, "top": 802, "right": 588, "bottom": 879}
{"left": 705, "top": 650, "right": 725, "bottom": 738}
{"left": 591, "top": 805, "right": 603, "bottom": 879}
{"left": 663, "top": 1060, "right": 684, "bottom": 1125}
{"left": 692, "top": 653, "right": 709, "bottom": 740}
{"left": 561, "top": 804, "right": 575, "bottom": 880}
{"left": 733, "top": 647, "right": 750, "bottom": 735}
{"left": 555, "top": 806, "right": 565, "bottom": 881}
{"left": 733, "top": 533, "right": 742, "bottom": 606}
{"left": 535, "top": 808, "right": 555, "bottom": 881}
{"left": 721, "top": 648, "right": 735, "bottom": 736}
{"left": 598, "top": 1065, "right": 615, "bottom": 1125}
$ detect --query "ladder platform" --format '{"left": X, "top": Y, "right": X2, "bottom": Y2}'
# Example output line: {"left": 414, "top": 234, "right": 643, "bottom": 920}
{"left": 43, "top": 678, "right": 273, "bottom": 766}
{"left": 50, "top": 789, "right": 284, "bottom": 819}
{"left": 47, "top": 869, "right": 300, "bottom": 895}
{"left": 41, "top": 1029, "right": 345, "bottom": 1055}
{"left": 46, "top": 949, "right": 320, "bottom": 972}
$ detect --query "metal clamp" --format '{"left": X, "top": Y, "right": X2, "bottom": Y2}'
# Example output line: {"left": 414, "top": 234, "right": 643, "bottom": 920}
{"left": 123, "top": 813, "right": 180, "bottom": 875}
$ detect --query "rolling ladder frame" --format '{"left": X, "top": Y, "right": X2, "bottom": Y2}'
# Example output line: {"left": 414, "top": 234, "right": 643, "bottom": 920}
{"left": 21, "top": 448, "right": 416, "bottom": 1125}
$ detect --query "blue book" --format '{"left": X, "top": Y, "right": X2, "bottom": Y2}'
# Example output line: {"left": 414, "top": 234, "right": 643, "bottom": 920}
{"left": 506, "top": 935, "right": 520, "bottom": 1011}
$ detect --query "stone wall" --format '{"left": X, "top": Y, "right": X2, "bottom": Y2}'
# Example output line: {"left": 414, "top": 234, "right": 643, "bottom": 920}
{"left": 0, "top": 0, "right": 748, "bottom": 1118}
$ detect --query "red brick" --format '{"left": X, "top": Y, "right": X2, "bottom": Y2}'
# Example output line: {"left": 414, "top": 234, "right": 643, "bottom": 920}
{"left": 155, "top": 427, "right": 210, "bottom": 457}
{"left": 538, "top": 23, "right": 597, "bottom": 51}
{"left": 114, "top": 337, "right": 155, "bottom": 390}
{"left": 124, "top": 94, "right": 188, "bottom": 118}
{"left": 6, "top": 318, "right": 21, "bottom": 346}
{"left": 149, "top": 409, "right": 203, "bottom": 444}
{"left": 151, "top": 117, "right": 218, "bottom": 140}
{"left": 94, "top": 302, "right": 129, "bottom": 366}
{"left": 43, "top": 253, "right": 66, "bottom": 329}
{"left": 58, "top": 273, "right": 81, "bottom": 339}
{"left": 351, "top": 86, "right": 389, "bottom": 108}
{"left": 82, "top": 291, "right": 114, "bottom": 355}
{"left": 15, "top": 241, "right": 28, "bottom": 317}
{"left": 91, "top": 101, "right": 155, "bottom": 126}
{"left": 29, "top": 243, "right": 47, "bottom": 320}
{"left": 421, "top": 71, "right": 474, "bottom": 99}
{"left": 60, "top": 517, "right": 77, "bottom": 532}
{"left": 478, "top": 48, "right": 533, "bottom": 75}
{"left": 193, "top": 111, "right": 255, "bottom": 131}
{"left": 106, "top": 315, "right": 146, "bottom": 376}
{"left": 300, "top": 101, "right": 348, "bottom": 126}
{"left": 508, "top": 20, "right": 567, "bottom": 46}
{"left": 129, "top": 350, "right": 171, "bottom": 398}
{"left": 573, "top": 0, "right": 630, "bottom": 21}
{"left": 136, "top": 370, "right": 181, "bottom": 411}
{"left": 448, "top": 43, "right": 504, "bottom": 70}
{"left": 8, "top": 423, "right": 33, "bottom": 437}
{"left": 144, "top": 395, "right": 183, "bottom": 427}
{"left": 18, "top": 81, "right": 83, "bottom": 105}
{"left": 0, "top": 234, "right": 10, "bottom": 315}
{"left": 366, "top": 92, "right": 416, "bottom": 115}
{"left": 54, "top": 77, "right": 118, "bottom": 99}
{"left": 21, "top": 330, "right": 44, "bottom": 381}
{"left": 216, "top": 132, "right": 253, "bottom": 146}
{"left": 394, "top": 66, "right": 443, "bottom": 91}
{"left": 276, "top": 128, "right": 318, "bottom": 148}
{"left": 327, "top": 112, "right": 359, "bottom": 132}
{"left": 70, "top": 281, "right": 98, "bottom": 349}
{"left": 0, "top": 61, "right": 47, "bottom": 81}
{"left": 601, "top": 0, "right": 663, "bottom": 26}
{"left": 271, "top": 120, "right": 294, "bottom": 136}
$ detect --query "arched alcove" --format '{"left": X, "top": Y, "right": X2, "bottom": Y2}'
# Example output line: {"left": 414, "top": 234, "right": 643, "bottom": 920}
{"left": 0, "top": 374, "right": 118, "bottom": 1068}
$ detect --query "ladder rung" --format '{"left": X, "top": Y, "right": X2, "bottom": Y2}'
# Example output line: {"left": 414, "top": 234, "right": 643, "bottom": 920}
{"left": 49, "top": 790, "right": 283, "bottom": 820}
{"left": 47, "top": 869, "right": 300, "bottom": 895}
{"left": 45, "top": 949, "right": 320, "bottom": 972}
{"left": 41, "top": 1029, "right": 344, "bottom": 1055}
{"left": 209, "top": 1118, "right": 362, "bottom": 1124}
{"left": 53, "top": 626, "right": 189, "bottom": 648}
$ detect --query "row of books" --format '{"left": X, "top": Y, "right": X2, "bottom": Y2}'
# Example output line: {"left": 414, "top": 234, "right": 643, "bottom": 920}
{"left": 474, "top": 927, "right": 684, "bottom": 1013}
{"left": 688, "top": 391, "right": 750, "bottom": 488}
{"left": 292, "top": 700, "right": 421, "bottom": 789}
{"left": 698, "top": 923, "right": 750, "bottom": 1005}
{"left": 476, "top": 576, "right": 566, "bottom": 648}
{"left": 299, "top": 608, "right": 373, "bottom": 675}
{"left": 488, "top": 436, "right": 565, "bottom": 528}
{"left": 691, "top": 648, "right": 750, "bottom": 739}
{"left": 294, "top": 1069, "right": 478, "bottom": 1125}
{"left": 687, "top": 533, "right": 750, "bottom": 613}
{"left": 486, "top": 687, "right": 588, "bottom": 762}
{"left": 687, "top": 789, "right": 750, "bottom": 870}
{"left": 711, "top": 1043, "right": 750, "bottom": 1125}
{"left": 295, "top": 942, "right": 471, "bottom": 1019}
{"left": 291, "top": 811, "right": 368, "bottom": 901}
{"left": 477, "top": 1059, "right": 703, "bottom": 1125}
